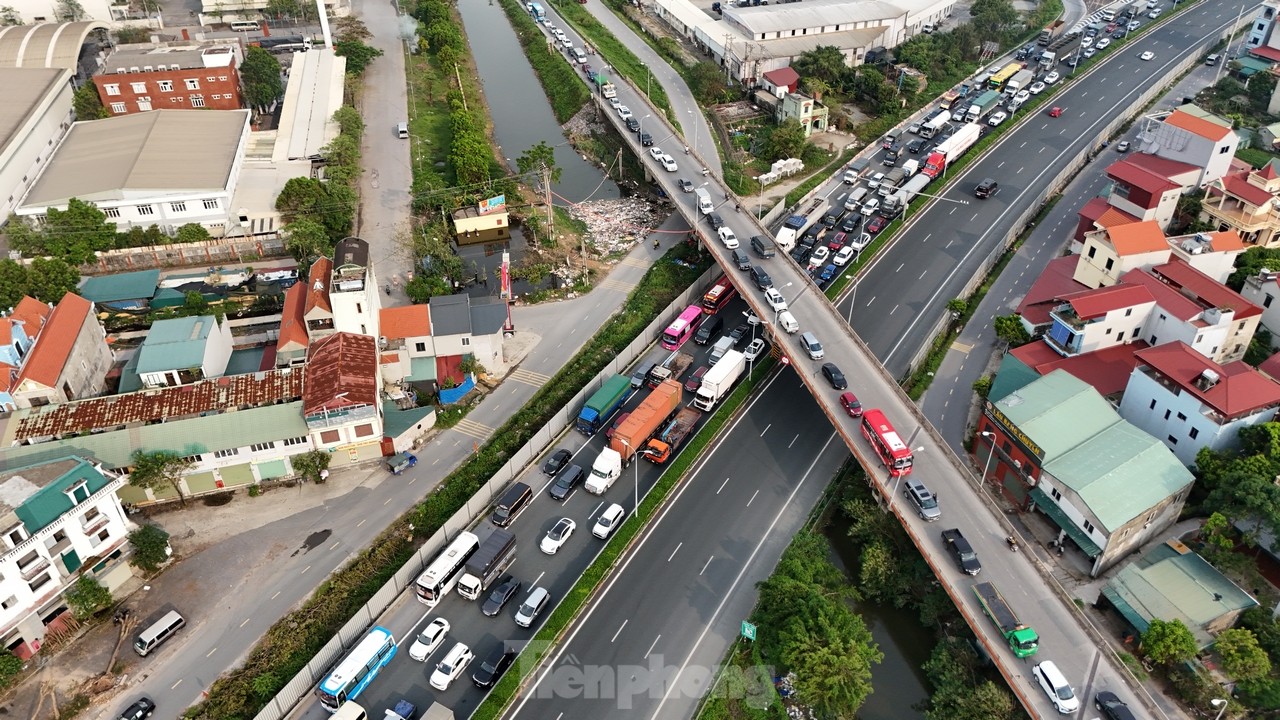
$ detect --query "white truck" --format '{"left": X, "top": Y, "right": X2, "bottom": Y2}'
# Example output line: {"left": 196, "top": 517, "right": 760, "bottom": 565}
{"left": 1005, "top": 69, "right": 1034, "bottom": 94}
{"left": 708, "top": 336, "right": 734, "bottom": 366}
{"left": 773, "top": 215, "right": 807, "bottom": 252}
{"left": 693, "top": 350, "right": 746, "bottom": 411}
{"left": 694, "top": 187, "right": 713, "bottom": 215}
{"left": 586, "top": 448, "right": 622, "bottom": 494}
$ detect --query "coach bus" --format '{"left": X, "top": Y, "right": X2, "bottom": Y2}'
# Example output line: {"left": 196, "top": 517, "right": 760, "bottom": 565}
{"left": 414, "top": 531, "right": 480, "bottom": 606}
{"left": 860, "top": 409, "right": 914, "bottom": 476}
{"left": 315, "top": 626, "right": 397, "bottom": 712}
{"left": 661, "top": 305, "right": 704, "bottom": 350}
{"left": 701, "top": 276, "right": 737, "bottom": 315}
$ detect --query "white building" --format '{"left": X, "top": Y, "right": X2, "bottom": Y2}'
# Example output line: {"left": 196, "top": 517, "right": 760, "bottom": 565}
{"left": 329, "top": 237, "right": 380, "bottom": 339}
{"left": 0, "top": 68, "right": 74, "bottom": 220}
{"left": 1118, "top": 342, "right": 1280, "bottom": 465}
{"left": 1136, "top": 108, "right": 1238, "bottom": 189}
{"left": 135, "top": 314, "right": 234, "bottom": 388}
{"left": 2, "top": 0, "right": 152, "bottom": 24}
{"left": 1241, "top": 270, "right": 1280, "bottom": 343}
{"left": 0, "top": 456, "right": 135, "bottom": 659}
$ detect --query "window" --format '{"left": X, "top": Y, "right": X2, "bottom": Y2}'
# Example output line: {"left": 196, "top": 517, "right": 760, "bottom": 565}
{"left": 356, "top": 303, "right": 362, "bottom": 314}
{"left": 1124, "top": 308, "right": 1132, "bottom": 317}
{"left": 1176, "top": 412, "right": 1186, "bottom": 421}
{"left": 82, "top": 507, "right": 101, "bottom": 524}
{"left": 1163, "top": 409, "right": 1171, "bottom": 420}
{"left": 354, "top": 424, "right": 374, "bottom": 438}
{"left": 27, "top": 573, "right": 51, "bottom": 592}
{"left": 1117, "top": 331, "right": 1125, "bottom": 341}
{"left": 1239, "top": 321, "right": 1247, "bottom": 330}
{"left": 110, "top": 102, "right": 126, "bottom": 114}
{"left": 320, "top": 429, "right": 341, "bottom": 444}
{"left": 1149, "top": 399, "right": 1156, "bottom": 410}
{"left": 65, "top": 482, "right": 89, "bottom": 504}
{"left": 137, "top": 99, "right": 151, "bottom": 112}
{"left": 1167, "top": 435, "right": 1178, "bottom": 445}
{"left": 207, "top": 76, "right": 216, "bottom": 82}
{"left": 1, "top": 596, "right": 15, "bottom": 610}
{"left": 213, "top": 448, "right": 239, "bottom": 458}
{"left": 170, "top": 201, "right": 186, "bottom": 213}
{"left": 281, "top": 436, "right": 308, "bottom": 446}
{"left": 190, "top": 95, "right": 205, "bottom": 108}
{"left": 1267, "top": 294, "right": 1275, "bottom": 309}
{"left": 1104, "top": 258, "right": 1114, "bottom": 271}
{"left": 1050, "top": 487, "right": 1062, "bottom": 501}
{"left": 136, "top": 204, "right": 154, "bottom": 216}
{"left": 1105, "top": 327, "right": 1112, "bottom": 335}
{"left": 1158, "top": 313, "right": 1167, "bottom": 321}
{"left": 158, "top": 80, "right": 173, "bottom": 92}
{"left": 1190, "top": 427, "right": 1200, "bottom": 439}
{"left": 461, "top": 337, "right": 471, "bottom": 346}
{"left": 415, "top": 342, "right": 426, "bottom": 353}
{"left": 1083, "top": 520, "right": 1095, "bottom": 534}
{"left": 185, "top": 78, "right": 200, "bottom": 90}
{"left": 6, "top": 527, "right": 27, "bottom": 546}
{"left": 130, "top": 82, "right": 146, "bottom": 93}
{"left": 202, "top": 198, "right": 219, "bottom": 210}
{"left": 1220, "top": 146, "right": 1230, "bottom": 154}
{"left": 104, "top": 83, "right": 120, "bottom": 96}
{"left": 182, "top": 454, "right": 201, "bottom": 464}
{"left": 219, "top": 75, "right": 228, "bottom": 81}
{"left": 104, "top": 207, "right": 121, "bottom": 218}
{"left": 249, "top": 442, "right": 274, "bottom": 452}
{"left": 97, "top": 529, "right": 110, "bottom": 543}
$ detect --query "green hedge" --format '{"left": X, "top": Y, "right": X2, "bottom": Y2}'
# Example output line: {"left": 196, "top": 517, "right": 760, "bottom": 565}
{"left": 498, "top": 0, "right": 592, "bottom": 123}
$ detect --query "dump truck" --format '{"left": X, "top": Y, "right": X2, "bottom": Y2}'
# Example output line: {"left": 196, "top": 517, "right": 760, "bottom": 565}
{"left": 973, "top": 582, "right": 1040, "bottom": 658}
{"left": 1037, "top": 19, "right": 1064, "bottom": 44}
{"left": 648, "top": 350, "right": 694, "bottom": 387}
{"left": 576, "top": 374, "right": 632, "bottom": 435}
{"left": 610, "top": 379, "right": 681, "bottom": 466}
{"left": 601, "top": 81, "right": 617, "bottom": 99}
{"left": 922, "top": 122, "right": 981, "bottom": 179}
{"left": 457, "top": 529, "right": 517, "bottom": 601}
{"left": 644, "top": 407, "right": 703, "bottom": 463}
{"left": 693, "top": 349, "right": 745, "bottom": 411}
{"left": 964, "top": 89, "right": 1003, "bottom": 122}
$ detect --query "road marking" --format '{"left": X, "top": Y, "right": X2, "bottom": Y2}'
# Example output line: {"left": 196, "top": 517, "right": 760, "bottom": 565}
{"left": 890, "top": 304, "right": 899, "bottom": 315}
{"left": 611, "top": 620, "right": 628, "bottom": 642}
{"left": 171, "top": 679, "right": 183, "bottom": 690}
{"left": 716, "top": 477, "right": 730, "bottom": 494}
{"left": 384, "top": 498, "right": 393, "bottom": 505}
{"left": 356, "top": 519, "right": 366, "bottom": 527}
{"left": 788, "top": 433, "right": 799, "bottom": 448}
{"left": 239, "top": 618, "right": 251, "bottom": 628}
{"left": 922, "top": 233, "right": 931, "bottom": 243}
{"left": 330, "top": 541, "right": 340, "bottom": 550}
{"left": 645, "top": 635, "right": 662, "bottom": 659}
{"left": 510, "top": 367, "right": 553, "bottom": 386}
{"left": 207, "top": 647, "right": 218, "bottom": 657}
{"left": 760, "top": 423, "right": 771, "bottom": 436}
{"left": 271, "top": 591, "right": 281, "bottom": 600}
{"left": 919, "top": 270, "right": 928, "bottom": 280}
{"left": 746, "top": 489, "right": 759, "bottom": 507}
{"left": 533, "top": 571, "right": 545, "bottom": 587}
{"left": 700, "top": 556, "right": 714, "bottom": 576}
{"left": 668, "top": 543, "right": 682, "bottom": 561}
{"left": 895, "top": 262, "right": 904, "bottom": 272}
{"left": 301, "top": 565, "right": 311, "bottom": 574}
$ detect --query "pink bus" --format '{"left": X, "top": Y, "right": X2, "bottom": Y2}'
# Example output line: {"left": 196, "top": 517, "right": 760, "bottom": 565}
{"left": 661, "top": 305, "right": 704, "bottom": 350}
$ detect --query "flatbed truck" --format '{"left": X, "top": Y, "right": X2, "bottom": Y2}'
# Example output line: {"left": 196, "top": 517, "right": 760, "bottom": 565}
{"left": 973, "top": 582, "right": 1039, "bottom": 657}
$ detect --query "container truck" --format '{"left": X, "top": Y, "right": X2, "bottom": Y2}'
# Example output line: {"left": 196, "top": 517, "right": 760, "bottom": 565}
{"left": 457, "top": 529, "right": 517, "bottom": 600}
{"left": 575, "top": 374, "right": 632, "bottom": 435}
{"left": 973, "top": 582, "right": 1040, "bottom": 658}
{"left": 610, "top": 379, "right": 682, "bottom": 465}
{"left": 964, "top": 90, "right": 1002, "bottom": 122}
{"left": 692, "top": 349, "right": 745, "bottom": 411}
{"left": 644, "top": 407, "right": 703, "bottom": 463}
{"left": 1005, "top": 69, "right": 1034, "bottom": 93}
{"left": 647, "top": 350, "right": 694, "bottom": 387}
{"left": 773, "top": 215, "right": 807, "bottom": 252}
{"left": 921, "top": 122, "right": 981, "bottom": 178}
{"left": 877, "top": 167, "right": 907, "bottom": 198}
{"left": 919, "top": 110, "right": 951, "bottom": 139}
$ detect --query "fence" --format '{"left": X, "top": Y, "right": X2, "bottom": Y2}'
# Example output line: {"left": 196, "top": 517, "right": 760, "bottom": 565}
{"left": 253, "top": 264, "right": 717, "bottom": 720}
{"left": 80, "top": 235, "right": 288, "bottom": 275}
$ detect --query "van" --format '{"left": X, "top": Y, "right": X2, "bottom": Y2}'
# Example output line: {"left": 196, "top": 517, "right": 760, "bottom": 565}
{"left": 490, "top": 482, "right": 533, "bottom": 527}
{"left": 571, "top": 47, "right": 586, "bottom": 62}
{"left": 1101, "top": 8, "right": 1115, "bottom": 20}
{"left": 1205, "top": 53, "right": 1219, "bottom": 65}
{"left": 694, "top": 315, "right": 723, "bottom": 345}
{"left": 1032, "top": 661, "right": 1080, "bottom": 714}
{"left": 694, "top": 187, "right": 713, "bottom": 215}
{"left": 750, "top": 235, "right": 775, "bottom": 258}
{"left": 749, "top": 265, "right": 772, "bottom": 290}
{"left": 230, "top": 20, "right": 259, "bottom": 30}
{"left": 708, "top": 336, "right": 734, "bottom": 365}
{"left": 922, "top": 22, "right": 935, "bottom": 33}
{"left": 514, "top": 586, "right": 550, "bottom": 627}
{"left": 844, "top": 187, "right": 869, "bottom": 212}
{"left": 798, "top": 332, "right": 823, "bottom": 360}
{"left": 396, "top": 122, "right": 409, "bottom": 139}
{"left": 332, "top": 703, "right": 368, "bottom": 720}
{"left": 842, "top": 170, "right": 860, "bottom": 184}
{"left": 777, "top": 310, "right": 799, "bottom": 334}
{"left": 134, "top": 610, "right": 185, "bottom": 657}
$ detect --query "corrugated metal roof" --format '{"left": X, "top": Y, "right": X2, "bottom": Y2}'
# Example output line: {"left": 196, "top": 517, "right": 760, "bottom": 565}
{"left": 79, "top": 269, "right": 161, "bottom": 304}
{"left": 0, "top": 68, "right": 67, "bottom": 154}
{"left": 724, "top": 0, "right": 905, "bottom": 34}
{"left": 993, "top": 369, "right": 1117, "bottom": 463}
{"left": 429, "top": 294, "right": 472, "bottom": 336}
{"left": 136, "top": 315, "right": 220, "bottom": 374}
{"left": 0, "top": 21, "right": 107, "bottom": 71}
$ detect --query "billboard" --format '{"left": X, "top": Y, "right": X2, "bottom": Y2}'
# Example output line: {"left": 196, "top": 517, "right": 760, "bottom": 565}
{"left": 478, "top": 195, "right": 507, "bottom": 215}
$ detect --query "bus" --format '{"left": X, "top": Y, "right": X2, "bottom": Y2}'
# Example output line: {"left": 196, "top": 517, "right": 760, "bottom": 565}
{"left": 661, "top": 305, "right": 704, "bottom": 350}
{"left": 988, "top": 63, "right": 1021, "bottom": 91}
{"left": 860, "top": 409, "right": 914, "bottom": 476}
{"left": 315, "top": 626, "right": 397, "bottom": 712}
{"left": 229, "top": 20, "right": 260, "bottom": 31}
{"left": 414, "top": 531, "right": 480, "bottom": 606}
{"left": 701, "top": 276, "right": 738, "bottom": 315}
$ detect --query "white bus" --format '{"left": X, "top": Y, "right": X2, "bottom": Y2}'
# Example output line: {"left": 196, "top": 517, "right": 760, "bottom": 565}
{"left": 414, "top": 531, "right": 480, "bottom": 606}
{"left": 230, "top": 20, "right": 260, "bottom": 31}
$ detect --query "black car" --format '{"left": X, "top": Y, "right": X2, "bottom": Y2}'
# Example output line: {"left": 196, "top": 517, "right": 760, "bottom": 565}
{"left": 975, "top": 178, "right": 999, "bottom": 199}
{"left": 820, "top": 210, "right": 842, "bottom": 229}
{"left": 472, "top": 643, "right": 517, "bottom": 688}
{"left": 749, "top": 265, "right": 772, "bottom": 290}
{"left": 118, "top": 697, "right": 156, "bottom": 720}
{"left": 821, "top": 363, "right": 847, "bottom": 390}
{"left": 631, "top": 362, "right": 655, "bottom": 390}
{"left": 941, "top": 528, "right": 982, "bottom": 575}
{"left": 839, "top": 214, "right": 862, "bottom": 234}
{"left": 481, "top": 575, "right": 522, "bottom": 616}
{"left": 640, "top": 132, "right": 653, "bottom": 146}
{"left": 1094, "top": 692, "right": 1137, "bottom": 720}
{"left": 548, "top": 464, "right": 583, "bottom": 501}
{"left": 729, "top": 323, "right": 751, "bottom": 345}
{"left": 707, "top": 212, "right": 725, "bottom": 231}
{"left": 541, "top": 448, "right": 571, "bottom": 476}
{"left": 906, "top": 137, "right": 929, "bottom": 154}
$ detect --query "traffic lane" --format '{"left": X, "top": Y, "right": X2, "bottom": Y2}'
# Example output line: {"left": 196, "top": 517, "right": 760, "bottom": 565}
{"left": 507, "top": 371, "right": 844, "bottom": 720}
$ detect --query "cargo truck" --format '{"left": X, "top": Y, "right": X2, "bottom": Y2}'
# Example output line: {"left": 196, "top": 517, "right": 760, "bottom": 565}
{"left": 593, "top": 74, "right": 616, "bottom": 98}
{"left": 644, "top": 407, "right": 703, "bottom": 463}
{"left": 648, "top": 350, "right": 694, "bottom": 387}
{"left": 610, "top": 379, "right": 682, "bottom": 466}
{"left": 693, "top": 349, "right": 745, "bottom": 411}
{"left": 877, "top": 167, "right": 907, "bottom": 198}
{"left": 899, "top": 172, "right": 932, "bottom": 204}
{"left": 1005, "top": 69, "right": 1034, "bottom": 94}
{"left": 773, "top": 215, "right": 807, "bottom": 252}
{"left": 973, "top": 582, "right": 1040, "bottom": 657}
{"left": 964, "top": 90, "right": 1002, "bottom": 122}
{"left": 922, "top": 122, "right": 981, "bottom": 178}
{"left": 920, "top": 109, "right": 951, "bottom": 139}
{"left": 457, "top": 529, "right": 517, "bottom": 600}
{"left": 575, "top": 374, "right": 632, "bottom": 435}
{"left": 1037, "top": 19, "right": 1064, "bottom": 44}
{"left": 1039, "top": 50, "right": 1056, "bottom": 68}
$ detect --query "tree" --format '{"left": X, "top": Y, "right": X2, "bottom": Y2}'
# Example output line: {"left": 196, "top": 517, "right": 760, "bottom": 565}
{"left": 516, "top": 141, "right": 562, "bottom": 186}
{"left": 176, "top": 223, "right": 211, "bottom": 244}
{"left": 993, "top": 314, "right": 1031, "bottom": 346}
{"left": 1228, "top": 245, "right": 1280, "bottom": 290}
{"left": 292, "top": 449, "right": 331, "bottom": 483}
{"left": 65, "top": 575, "right": 112, "bottom": 619}
{"left": 766, "top": 119, "right": 808, "bottom": 162}
{"left": 42, "top": 198, "right": 117, "bottom": 264}
{"left": 0, "top": 260, "right": 29, "bottom": 310}
{"left": 27, "top": 257, "right": 79, "bottom": 303}
{"left": 0, "top": 651, "right": 22, "bottom": 689}
{"left": 333, "top": 106, "right": 364, "bottom": 140}
{"left": 1142, "top": 619, "right": 1198, "bottom": 665}
{"left": 335, "top": 39, "right": 383, "bottom": 77}
{"left": 972, "top": 375, "right": 992, "bottom": 399}
{"left": 240, "top": 47, "right": 284, "bottom": 112}
{"left": 923, "top": 638, "right": 1016, "bottom": 720}
{"left": 128, "top": 449, "right": 194, "bottom": 506}
{"left": 128, "top": 524, "right": 172, "bottom": 573}
{"left": 56, "top": 0, "right": 86, "bottom": 21}
{"left": 405, "top": 273, "right": 450, "bottom": 303}
{"left": 333, "top": 15, "right": 371, "bottom": 43}
{"left": 283, "top": 219, "right": 332, "bottom": 265}
{"left": 73, "top": 84, "right": 109, "bottom": 120}
{"left": 0, "top": 6, "right": 20, "bottom": 25}
{"left": 793, "top": 45, "right": 848, "bottom": 89}
{"left": 275, "top": 177, "right": 352, "bottom": 240}
{"left": 688, "top": 62, "right": 730, "bottom": 105}
{"left": 1216, "top": 628, "right": 1272, "bottom": 681}
{"left": 969, "top": 0, "right": 1018, "bottom": 37}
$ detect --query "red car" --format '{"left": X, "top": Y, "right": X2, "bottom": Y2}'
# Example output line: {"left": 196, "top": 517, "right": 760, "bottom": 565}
{"left": 606, "top": 412, "right": 630, "bottom": 439}
{"left": 839, "top": 392, "right": 863, "bottom": 418}
{"left": 866, "top": 215, "right": 889, "bottom": 235}
{"left": 684, "top": 366, "right": 709, "bottom": 393}
{"left": 1048, "top": 106, "right": 1063, "bottom": 118}
{"left": 1105, "top": 22, "right": 1118, "bottom": 32}
{"left": 827, "top": 231, "right": 847, "bottom": 251}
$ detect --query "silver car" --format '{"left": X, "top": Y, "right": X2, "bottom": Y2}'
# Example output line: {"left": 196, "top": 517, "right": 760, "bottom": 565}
{"left": 903, "top": 477, "right": 941, "bottom": 521}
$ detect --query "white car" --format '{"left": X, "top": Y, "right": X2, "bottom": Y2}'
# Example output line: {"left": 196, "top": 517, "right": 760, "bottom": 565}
{"left": 764, "top": 287, "right": 788, "bottom": 312}
{"left": 1148, "top": 8, "right": 1161, "bottom": 18}
{"left": 1080, "top": 35, "right": 1093, "bottom": 48}
{"left": 866, "top": 172, "right": 885, "bottom": 191}
{"left": 987, "top": 111, "right": 1008, "bottom": 127}
{"left": 745, "top": 311, "right": 761, "bottom": 326}
{"left": 1127, "top": 20, "right": 1140, "bottom": 30}
{"left": 743, "top": 337, "right": 767, "bottom": 362}
{"left": 1028, "top": 81, "right": 1046, "bottom": 95}
{"left": 1140, "top": 51, "right": 1154, "bottom": 61}
{"left": 545, "top": 21, "right": 556, "bottom": 31}
{"left": 717, "top": 226, "right": 738, "bottom": 249}
{"left": 1044, "top": 71, "right": 1061, "bottom": 84}
{"left": 608, "top": 96, "right": 621, "bottom": 108}
{"left": 659, "top": 154, "right": 677, "bottom": 172}
{"left": 1083, "top": 47, "right": 1097, "bottom": 59}
{"left": 540, "top": 517, "right": 576, "bottom": 554}
{"left": 1013, "top": 90, "right": 1030, "bottom": 104}
{"left": 593, "top": 504, "right": 625, "bottom": 539}
{"left": 408, "top": 618, "right": 450, "bottom": 662}
{"left": 616, "top": 105, "right": 633, "bottom": 120}
{"left": 1096, "top": 38, "right": 1111, "bottom": 49}
{"left": 561, "top": 36, "right": 573, "bottom": 48}
{"left": 849, "top": 232, "right": 872, "bottom": 251}
{"left": 648, "top": 147, "right": 665, "bottom": 161}
{"left": 807, "top": 246, "right": 830, "bottom": 269}
{"left": 429, "top": 642, "right": 473, "bottom": 691}
{"left": 832, "top": 245, "right": 855, "bottom": 266}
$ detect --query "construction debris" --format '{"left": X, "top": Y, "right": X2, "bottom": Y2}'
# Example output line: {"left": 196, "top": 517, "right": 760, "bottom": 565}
{"left": 571, "top": 197, "right": 668, "bottom": 256}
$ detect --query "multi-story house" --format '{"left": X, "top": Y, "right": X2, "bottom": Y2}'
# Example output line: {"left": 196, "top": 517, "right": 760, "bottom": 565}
{"left": 11, "top": 293, "right": 113, "bottom": 408}
{"left": 1201, "top": 159, "right": 1280, "bottom": 248}
{"left": 378, "top": 305, "right": 433, "bottom": 387}
{"left": 302, "top": 332, "right": 383, "bottom": 463}
{"left": 93, "top": 43, "right": 242, "bottom": 116}
{"left": 135, "top": 315, "right": 233, "bottom": 388}
{"left": 1136, "top": 108, "right": 1237, "bottom": 188}
{"left": 329, "top": 238, "right": 379, "bottom": 339}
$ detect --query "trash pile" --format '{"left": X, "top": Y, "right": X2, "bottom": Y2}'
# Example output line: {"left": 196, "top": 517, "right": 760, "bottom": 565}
{"left": 572, "top": 197, "right": 668, "bottom": 255}
{"left": 774, "top": 673, "right": 816, "bottom": 719}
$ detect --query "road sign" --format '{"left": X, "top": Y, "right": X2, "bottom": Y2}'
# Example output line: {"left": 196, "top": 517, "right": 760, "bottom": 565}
{"left": 741, "top": 620, "right": 757, "bottom": 641}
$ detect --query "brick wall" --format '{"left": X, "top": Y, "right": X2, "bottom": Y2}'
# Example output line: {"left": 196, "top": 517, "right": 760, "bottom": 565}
{"left": 94, "top": 66, "right": 243, "bottom": 115}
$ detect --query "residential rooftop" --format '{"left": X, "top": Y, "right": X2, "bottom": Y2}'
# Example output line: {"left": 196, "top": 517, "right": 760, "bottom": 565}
{"left": 1134, "top": 342, "right": 1280, "bottom": 419}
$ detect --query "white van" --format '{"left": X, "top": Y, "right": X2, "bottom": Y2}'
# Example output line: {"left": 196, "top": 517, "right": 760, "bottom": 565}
{"left": 332, "top": 702, "right": 368, "bottom": 720}
{"left": 694, "top": 187, "right": 713, "bottom": 215}
{"left": 571, "top": 47, "right": 586, "bottom": 63}
{"left": 396, "top": 122, "right": 409, "bottom": 139}
{"left": 777, "top": 310, "right": 799, "bottom": 334}
{"left": 844, "top": 187, "right": 869, "bottom": 212}
{"left": 1033, "top": 660, "right": 1080, "bottom": 714}
{"left": 134, "top": 610, "right": 185, "bottom": 657}
{"left": 1100, "top": 8, "right": 1115, "bottom": 20}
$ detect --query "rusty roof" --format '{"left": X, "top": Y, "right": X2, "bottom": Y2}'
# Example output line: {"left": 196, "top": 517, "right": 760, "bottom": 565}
{"left": 14, "top": 368, "right": 304, "bottom": 440}
{"left": 303, "top": 332, "right": 378, "bottom": 416}
{"left": 276, "top": 282, "right": 309, "bottom": 353}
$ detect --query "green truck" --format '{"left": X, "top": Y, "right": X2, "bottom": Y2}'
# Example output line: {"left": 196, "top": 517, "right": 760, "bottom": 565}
{"left": 576, "top": 374, "right": 632, "bottom": 435}
{"left": 973, "top": 582, "right": 1039, "bottom": 657}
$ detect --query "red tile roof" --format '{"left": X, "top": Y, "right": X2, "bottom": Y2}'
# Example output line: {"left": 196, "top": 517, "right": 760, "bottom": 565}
{"left": 1058, "top": 282, "right": 1155, "bottom": 319}
{"left": 303, "top": 332, "right": 378, "bottom": 416}
{"left": 1152, "top": 257, "right": 1261, "bottom": 320}
{"left": 10, "top": 296, "right": 50, "bottom": 338}
{"left": 1164, "top": 109, "right": 1233, "bottom": 142}
{"left": 1250, "top": 44, "right": 1280, "bottom": 62}
{"left": 15, "top": 293, "right": 91, "bottom": 389}
{"left": 380, "top": 305, "right": 431, "bottom": 340}
{"left": 762, "top": 67, "right": 800, "bottom": 90}
{"left": 1018, "top": 256, "right": 1086, "bottom": 327}
{"left": 0, "top": 361, "right": 16, "bottom": 394}
{"left": 1107, "top": 159, "right": 1179, "bottom": 199}
{"left": 1108, "top": 220, "right": 1169, "bottom": 256}
{"left": 1124, "top": 152, "right": 1203, "bottom": 182}
{"left": 14, "top": 368, "right": 305, "bottom": 440}
{"left": 1011, "top": 340, "right": 1149, "bottom": 397}
{"left": 1097, "top": 207, "right": 1141, "bottom": 228}
{"left": 1260, "top": 350, "right": 1280, "bottom": 382}
{"left": 1120, "top": 268, "right": 1204, "bottom": 321}
{"left": 304, "top": 257, "right": 332, "bottom": 316}
{"left": 1136, "top": 342, "right": 1280, "bottom": 418}
{"left": 1217, "top": 170, "right": 1275, "bottom": 207}
{"left": 276, "top": 282, "right": 309, "bottom": 353}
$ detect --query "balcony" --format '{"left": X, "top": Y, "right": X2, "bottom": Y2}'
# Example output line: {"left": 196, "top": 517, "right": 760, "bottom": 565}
{"left": 1202, "top": 195, "right": 1280, "bottom": 232}
{"left": 18, "top": 553, "right": 50, "bottom": 581}
{"left": 81, "top": 513, "right": 109, "bottom": 536}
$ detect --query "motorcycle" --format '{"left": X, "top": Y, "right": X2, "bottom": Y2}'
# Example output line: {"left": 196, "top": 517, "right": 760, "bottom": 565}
{"left": 1006, "top": 536, "right": 1019, "bottom": 552}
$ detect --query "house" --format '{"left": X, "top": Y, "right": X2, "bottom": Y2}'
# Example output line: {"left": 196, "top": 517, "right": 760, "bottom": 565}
{"left": 1099, "top": 540, "right": 1257, "bottom": 649}
{"left": 135, "top": 315, "right": 234, "bottom": 388}
{"left": 0, "top": 456, "right": 135, "bottom": 659}
{"left": 198, "top": 0, "right": 351, "bottom": 23}
{"left": 1240, "top": 269, "right": 1280, "bottom": 343}
{"left": 977, "top": 370, "right": 1195, "bottom": 576}
{"left": 1117, "top": 342, "right": 1280, "bottom": 464}
{"left": 1136, "top": 109, "right": 1238, "bottom": 188}
{"left": 1007, "top": 342, "right": 1150, "bottom": 402}
{"left": 302, "top": 332, "right": 383, "bottom": 462}
{"left": 303, "top": 257, "right": 335, "bottom": 339}
{"left": 274, "top": 282, "right": 310, "bottom": 369}
{"left": 1201, "top": 159, "right": 1280, "bottom": 248}
{"left": 1075, "top": 158, "right": 1195, "bottom": 242}
{"left": 428, "top": 294, "right": 510, "bottom": 384}
{"left": 11, "top": 293, "right": 113, "bottom": 409}
{"left": 451, "top": 197, "right": 510, "bottom": 247}
{"left": 760, "top": 67, "right": 800, "bottom": 97}
{"left": 328, "top": 237, "right": 379, "bottom": 339}
{"left": 0, "top": 68, "right": 73, "bottom": 219}
{"left": 93, "top": 43, "right": 243, "bottom": 116}
{"left": 0, "top": 297, "right": 51, "bottom": 368}
{"left": 1072, "top": 221, "right": 1243, "bottom": 290}
{"left": 777, "top": 92, "right": 829, "bottom": 136}
{"left": 1041, "top": 283, "right": 1156, "bottom": 357}
{"left": 1130, "top": 258, "right": 1261, "bottom": 364}
{"left": 1246, "top": 1, "right": 1280, "bottom": 60}
{"left": 379, "top": 304, "right": 433, "bottom": 386}
{"left": 3, "top": 0, "right": 154, "bottom": 23}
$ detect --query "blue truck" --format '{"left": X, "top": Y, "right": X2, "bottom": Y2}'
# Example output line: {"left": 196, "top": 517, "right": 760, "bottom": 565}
{"left": 576, "top": 374, "right": 632, "bottom": 434}
{"left": 529, "top": 2, "right": 546, "bottom": 21}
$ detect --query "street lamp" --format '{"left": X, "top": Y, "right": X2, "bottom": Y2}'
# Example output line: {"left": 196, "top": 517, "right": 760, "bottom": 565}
{"left": 754, "top": 175, "right": 765, "bottom": 217}
{"left": 844, "top": 274, "right": 858, "bottom": 324}
{"left": 642, "top": 61, "right": 651, "bottom": 98}
{"left": 1211, "top": 699, "right": 1228, "bottom": 720}
{"left": 978, "top": 431, "right": 996, "bottom": 488}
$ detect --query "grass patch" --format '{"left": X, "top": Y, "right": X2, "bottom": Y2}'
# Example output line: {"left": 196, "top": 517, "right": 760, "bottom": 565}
{"left": 434, "top": 402, "right": 474, "bottom": 429}
{"left": 475, "top": 355, "right": 778, "bottom": 720}
{"left": 497, "top": 0, "right": 592, "bottom": 123}
{"left": 1238, "top": 147, "right": 1280, "bottom": 169}
{"left": 785, "top": 148, "right": 857, "bottom": 208}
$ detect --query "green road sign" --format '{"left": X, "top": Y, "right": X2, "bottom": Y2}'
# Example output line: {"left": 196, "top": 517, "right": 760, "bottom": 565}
{"left": 741, "top": 621, "right": 757, "bottom": 641}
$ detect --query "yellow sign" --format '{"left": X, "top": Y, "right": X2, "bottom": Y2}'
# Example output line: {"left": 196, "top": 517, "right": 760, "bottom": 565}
{"left": 986, "top": 404, "right": 1044, "bottom": 460}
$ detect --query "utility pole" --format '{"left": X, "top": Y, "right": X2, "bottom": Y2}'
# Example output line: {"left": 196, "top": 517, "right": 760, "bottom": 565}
{"left": 454, "top": 63, "right": 467, "bottom": 110}
{"left": 542, "top": 161, "right": 552, "bottom": 230}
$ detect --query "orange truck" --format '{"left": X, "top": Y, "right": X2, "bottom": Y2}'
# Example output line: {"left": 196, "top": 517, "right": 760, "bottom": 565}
{"left": 645, "top": 407, "right": 702, "bottom": 463}
{"left": 610, "top": 379, "right": 682, "bottom": 465}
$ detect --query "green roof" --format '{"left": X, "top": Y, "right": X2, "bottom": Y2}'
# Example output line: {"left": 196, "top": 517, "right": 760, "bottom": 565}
{"left": 994, "top": 369, "right": 1117, "bottom": 464}
{"left": 1, "top": 456, "right": 111, "bottom": 532}
{"left": 382, "top": 400, "right": 435, "bottom": 438}
{"left": 137, "top": 315, "right": 219, "bottom": 374}
{"left": 79, "top": 269, "right": 160, "bottom": 304}
{"left": 989, "top": 353, "right": 1041, "bottom": 403}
